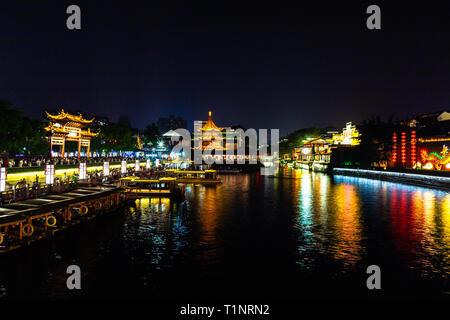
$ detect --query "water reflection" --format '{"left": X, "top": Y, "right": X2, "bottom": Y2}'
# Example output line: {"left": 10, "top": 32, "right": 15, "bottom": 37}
{"left": 332, "top": 173, "right": 450, "bottom": 277}
{"left": 284, "top": 169, "right": 450, "bottom": 278}
{"left": 289, "top": 170, "right": 363, "bottom": 270}
{"left": 331, "top": 183, "right": 363, "bottom": 267}
{"left": 1, "top": 170, "right": 448, "bottom": 299}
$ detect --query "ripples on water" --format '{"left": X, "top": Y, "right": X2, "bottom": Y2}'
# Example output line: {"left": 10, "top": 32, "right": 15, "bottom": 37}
{"left": 0, "top": 168, "right": 449, "bottom": 299}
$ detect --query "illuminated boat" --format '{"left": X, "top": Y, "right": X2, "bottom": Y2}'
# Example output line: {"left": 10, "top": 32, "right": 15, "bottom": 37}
{"left": 119, "top": 176, "right": 183, "bottom": 197}
{"left": 164, "top": 169, "right": 222, "bottom": 185}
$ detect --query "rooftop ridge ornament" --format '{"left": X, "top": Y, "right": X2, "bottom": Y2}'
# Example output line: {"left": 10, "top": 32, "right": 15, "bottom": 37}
{"left": 202, "top": 110, "right": 222, "bottom": 131}
{"left": 45, "top": 109, "right": 94, "bottom": 124}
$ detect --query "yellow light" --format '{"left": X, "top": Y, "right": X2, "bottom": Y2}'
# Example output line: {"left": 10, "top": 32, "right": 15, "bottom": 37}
{"left": 423, "top": 163, "right": 433, "bottom": 170}
{"left": 302, "top": 148, "right": 311, "bottom": 155}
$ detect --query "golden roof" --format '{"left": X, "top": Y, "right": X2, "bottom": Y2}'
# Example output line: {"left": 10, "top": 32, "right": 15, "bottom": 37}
{"left": 44, "top": 123, "right": 99, "bottom": 137}
{"left": 45, "top": 109, "right": 94, "bottom": 124}
{"left": 202, "top": 111, "right": 222, "bottom": 131}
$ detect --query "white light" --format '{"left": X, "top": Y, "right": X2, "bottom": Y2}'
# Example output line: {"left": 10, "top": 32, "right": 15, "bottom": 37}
{"left": 79, "top": 162, "right": 87, "bottom": 179}
{"left": 0, "top": 168, "right": 6, "bottom": 192}
{"left": 103, "top": 162, "right": 110, "bottom": 176}
{"left": 135, "top": 160, "right": 140, "bottom": 172}
{"left": 45, "top": 165, "right": 55, "bottom": 185}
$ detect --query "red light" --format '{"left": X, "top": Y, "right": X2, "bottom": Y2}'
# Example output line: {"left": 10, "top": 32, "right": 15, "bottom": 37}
{"left": 391, "top": 133, "right": 398, "bottom": 163}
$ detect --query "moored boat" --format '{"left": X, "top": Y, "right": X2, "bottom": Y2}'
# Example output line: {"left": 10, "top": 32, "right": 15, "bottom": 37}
{"left": 119, "top": 176, "right": 183, "bottom": 198}
{"left": 164, "top": 169, "right": 222, "bottom": 185}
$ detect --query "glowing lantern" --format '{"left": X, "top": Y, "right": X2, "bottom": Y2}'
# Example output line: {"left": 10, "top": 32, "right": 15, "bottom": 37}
{"left": 391, "top": 133, "right": 397, "bottom": 164}
{"left": 79, "top": 162, "right": 87, "bottom": 180}
{"left": 401, "top": 132, "right": 406, "bottom": 165}
{"left": 0, "top": 168, "right": 6, "bottom": 192}
{"left": 146, "top": 159, "right": 151, "bottom": 170}
{"left": 423, "top": 163, "right": 433, "bottom": 170}
{"left": 121, "top": 160, "right": 127, "bottom": 174}
{"left": 135, "top": 160, "right": 140, "bottom": 172}
{"left": 410, "top": 131, "right": 416, "bottom": 168}
{"left": 45, "top": 164, "right": 55, "bottom": 185}
{"left": 103, "top": 162, "right": 110, "bottom": 176}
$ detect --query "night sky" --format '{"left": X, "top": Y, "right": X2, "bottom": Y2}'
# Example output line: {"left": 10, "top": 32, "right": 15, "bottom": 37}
{"left": 0, "top": 1, "right": 448, "bottom": 135}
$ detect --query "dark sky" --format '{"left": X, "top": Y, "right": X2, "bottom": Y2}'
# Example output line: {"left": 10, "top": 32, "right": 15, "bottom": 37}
{"left": 0, "top": 1, "right": 449, "bottom": 135}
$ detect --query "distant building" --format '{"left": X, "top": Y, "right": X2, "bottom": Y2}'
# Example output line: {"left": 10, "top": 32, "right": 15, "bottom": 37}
{"left": 405, "top": 110, "right": 450, "bottom": 136}
{"left": 294, "top": 122, "right": 361, "bottom": 163}
{"left": 157, "top": 115, "right": 187, "bottom": 133}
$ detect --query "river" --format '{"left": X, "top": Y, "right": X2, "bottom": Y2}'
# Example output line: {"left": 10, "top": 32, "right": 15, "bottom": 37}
{"left": 0, "top": 168, "right": 449, "bottom": 299}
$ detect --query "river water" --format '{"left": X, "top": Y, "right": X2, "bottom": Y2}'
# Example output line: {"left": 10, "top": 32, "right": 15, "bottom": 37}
{"left": 1, "top": 168, "right": 449, "bottom": 299}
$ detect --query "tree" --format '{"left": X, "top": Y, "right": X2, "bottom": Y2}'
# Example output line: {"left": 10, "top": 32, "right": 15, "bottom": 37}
{"left": 331, "top": 116, "right": 396, "bottom": 168}
{"left": 143, "top": 122, "right": 160, "bottom": 147}
{"left": 0, "top": 100, "right": 49, "bottom": 156}
{"left": 279, "top": 127, "right": 321, "bottom": 157}
{"left": 22, "top": 119, "right": 49, "bottom": 155}
{"left": 91, "top": 122, "right": 136, "bottom": 153}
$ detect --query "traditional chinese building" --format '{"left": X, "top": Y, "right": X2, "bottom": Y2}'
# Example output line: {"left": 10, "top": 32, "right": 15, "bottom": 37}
{"left": 192, "top": 111, "right": 245, "bottom": 164}
{"left": 193, "top": 111, "right": 237, "bottom": 152}
{"left": 45, "top": 109, "right": 99, "bottom": 158}
{"left": 294, "top": 122, "right": 361, "bottom": 163}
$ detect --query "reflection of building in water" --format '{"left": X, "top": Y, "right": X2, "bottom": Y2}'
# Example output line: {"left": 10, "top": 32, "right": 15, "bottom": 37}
{"left": 442, "top": 195, "right": 450, "bottom": 265}
{"left": 330, "top": 184, "right": 363, "bottom": 266}
{"left": 290, "top": 170, "right": 363, "bottom": 268}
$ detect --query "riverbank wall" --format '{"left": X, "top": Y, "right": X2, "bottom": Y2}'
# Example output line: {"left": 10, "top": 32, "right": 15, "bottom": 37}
{"left": 332, "top": 168, "right": 450, "bottom": 190}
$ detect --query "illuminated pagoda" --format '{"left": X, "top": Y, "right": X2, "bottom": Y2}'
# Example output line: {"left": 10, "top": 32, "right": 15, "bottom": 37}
{"left": 192, "top": 111, "right": 242, "bottom": 164}
{"left": 194, "top": 111, "right": 233, "bottom": 151}
{"left": 45, "top": 109, "right": 99, "bottom": 158}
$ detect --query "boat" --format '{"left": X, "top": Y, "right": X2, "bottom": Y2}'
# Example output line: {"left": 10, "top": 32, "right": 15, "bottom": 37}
{"left": 163, "top": 169, "right": 222, "bottom": 185}
{"left": 119, "top": 176, "right": 183, "bottom": 198}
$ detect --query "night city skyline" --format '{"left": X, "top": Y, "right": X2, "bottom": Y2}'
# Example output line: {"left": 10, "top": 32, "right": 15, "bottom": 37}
{"left": 0, "top": 1, "right": 448, "bottom": 135}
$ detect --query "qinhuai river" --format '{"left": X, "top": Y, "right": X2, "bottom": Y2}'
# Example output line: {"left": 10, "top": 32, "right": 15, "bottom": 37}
{"left": 0, "top": 168, "right": 449, "bottom": 299}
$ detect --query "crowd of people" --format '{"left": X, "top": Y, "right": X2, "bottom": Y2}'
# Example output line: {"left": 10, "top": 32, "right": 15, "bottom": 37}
{"left": 0, "top": 155, "right": 169, "bottom": 203}
{"left": 0, "top": 156, "right": 144, "bottom": 168}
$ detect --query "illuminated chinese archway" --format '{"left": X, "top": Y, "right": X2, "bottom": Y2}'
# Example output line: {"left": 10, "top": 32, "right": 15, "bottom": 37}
{"left": 45, "top": 109, "right": 99, "bottom": 159}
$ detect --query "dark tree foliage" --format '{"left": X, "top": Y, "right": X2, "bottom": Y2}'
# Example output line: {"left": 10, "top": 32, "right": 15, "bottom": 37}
{"left": 331, "top": 116, "right": 396, "bottom": 168}
{"left": 279, "top": 127, "right": 321, "bottom": 156}
{"left": 91, "top": 122, "right": 136, "bottom": 152}
{"left": 143, "top": 122, "right": 160, "bottom": 147}
{"left": 0, "top": 100, "right": 48, "bottom": 156}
